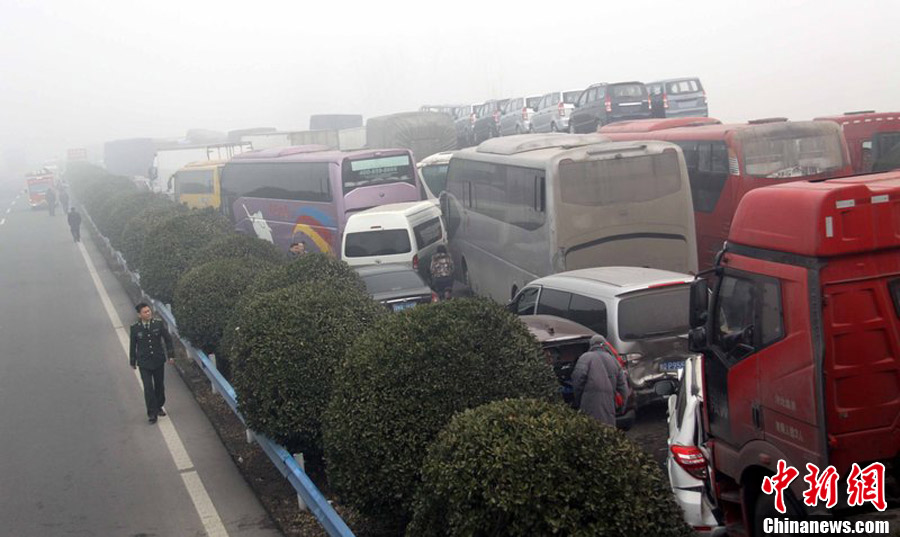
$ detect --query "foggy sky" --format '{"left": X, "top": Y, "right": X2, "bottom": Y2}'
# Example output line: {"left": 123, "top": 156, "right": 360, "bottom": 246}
{"left": 1, "top": 0, "right": 898, "bottom": 179}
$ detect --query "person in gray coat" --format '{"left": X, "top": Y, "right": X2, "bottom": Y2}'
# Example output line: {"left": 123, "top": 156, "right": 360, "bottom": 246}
{"left": 571, "top": 334, "right": 629, "bottom": 427}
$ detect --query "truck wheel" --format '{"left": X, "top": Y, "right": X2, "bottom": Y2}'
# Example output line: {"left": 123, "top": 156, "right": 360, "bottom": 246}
{"left": 752, "top": 488, "right": 804, "bottom": 537}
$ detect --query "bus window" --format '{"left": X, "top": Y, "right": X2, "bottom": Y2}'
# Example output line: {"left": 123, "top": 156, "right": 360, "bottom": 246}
{"left": 174, "top": 169, "right": 214, "bottom": 195}
{"left": 222, "top": 162, "right": 332, "bottom": 202}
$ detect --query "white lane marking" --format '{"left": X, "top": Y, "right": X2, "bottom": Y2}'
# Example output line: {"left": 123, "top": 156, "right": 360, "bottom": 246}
{"left": 75, "top": 241, "right": 229, "bottom": 537}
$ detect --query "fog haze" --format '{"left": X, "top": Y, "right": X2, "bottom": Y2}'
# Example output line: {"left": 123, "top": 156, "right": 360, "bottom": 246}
{"left": 1, "top": 0, "right": 898, "bottom": 178}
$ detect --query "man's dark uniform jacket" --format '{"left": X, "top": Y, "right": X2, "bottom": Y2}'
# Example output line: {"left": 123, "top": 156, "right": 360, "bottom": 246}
{"left": 129, "top": 318, "right": 174, "bottom": 369}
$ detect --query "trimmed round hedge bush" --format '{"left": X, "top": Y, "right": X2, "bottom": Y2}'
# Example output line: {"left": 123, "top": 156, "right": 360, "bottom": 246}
{"left": 120, "top": 203, "right": 187, "bottom": 269}
{"left": 246, "top": 252, "right": 365, "bottom": 296}
{"left": 231, "top": 281, "right": 383, "bottom": 455}
{"left": 407, "top": 398, "right": 693, "bottom": 537}
{"left": 323, "top": 298, "right": 560, "bottom": 530}
{"left": 104, "top": 191, "right": 174, "bottom": 250}
{"left": 188, "top": 233, "right": 287, "bottom": 270}
{"left": 172, "top": 258, "right": 275, "bottom": 356}
{"left": 139, "top": 208, "right": 231, "bottom": 304}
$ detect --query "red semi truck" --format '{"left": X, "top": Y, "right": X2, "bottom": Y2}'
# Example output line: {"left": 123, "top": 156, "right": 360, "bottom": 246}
{"left": 678, "top": 171, "right": 900, "bottom": 535}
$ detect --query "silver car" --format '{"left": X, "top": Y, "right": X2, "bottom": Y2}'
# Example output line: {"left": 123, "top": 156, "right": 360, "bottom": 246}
{"left": 529, "top": 89, "right": 582, "bottom": 133}
{"left": 508, "top": 266, "right": 698, "bottom": 402}
{"left": 498, "top": 95, "right": 541, "bottom": 135}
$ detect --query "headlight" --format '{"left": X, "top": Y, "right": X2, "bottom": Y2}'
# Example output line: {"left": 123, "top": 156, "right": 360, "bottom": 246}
{"left": 623, "top": 353, "right": 643, "bottom": 366}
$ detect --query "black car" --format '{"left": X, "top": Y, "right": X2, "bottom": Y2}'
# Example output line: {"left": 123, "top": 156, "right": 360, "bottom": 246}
{"left": 569, "top": 81, "right": 652, "bottom": 133}
{"left": 355, "top": 264, "right": 437, "bottom": 312}
{"left": 472, "top": 99, "right": 510, "bottom": 144}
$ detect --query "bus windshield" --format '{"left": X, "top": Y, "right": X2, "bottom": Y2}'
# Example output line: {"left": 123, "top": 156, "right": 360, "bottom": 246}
{"left": 740, "top": 125, "right": 846, "bottom": 178}
{"left": 558, "top": 150, "right": 682, "bottom": 206}
{"left": 174, "top": 169, "right": 214, "bottom": 195}
{"left": 342, "top": 154, "right": 415, "bottom": 195}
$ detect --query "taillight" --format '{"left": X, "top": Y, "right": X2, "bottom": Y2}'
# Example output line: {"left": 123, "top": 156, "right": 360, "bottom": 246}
{"left": 663, "top": 93, "right": 669, "bottom": 109}
{"left": 412, "top": 254, "right": 419, "bottom": 271}
{"left": 431, "top": 292, "right": 439, "bottom": 303}
{"left": 558, "top": 101, "right": 565, "bottom": 117}
{"left": 493, "top": 110, "right": 500, "bottom": 124}
{"left": 469, "top": 113, "right": 476, "bottom": 124}
{"left": 604, "top": 96, "right": 612, "bottom": 113}
{"left": 671, "top": 445, "right": 709, "bottom": 480}
{"left": 702, "top": 90, "right": 708, "bottom": 104}
{"left": 522, "top": 106, "right": 528, "bottom": 121}
{"left": 648, "top": 98, "right": 652, "bottom": 110}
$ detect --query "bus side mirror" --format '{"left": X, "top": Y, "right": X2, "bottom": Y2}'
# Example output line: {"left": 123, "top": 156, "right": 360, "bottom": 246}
{"left": 689, "top": 279, "right": 709, "bottom": 329}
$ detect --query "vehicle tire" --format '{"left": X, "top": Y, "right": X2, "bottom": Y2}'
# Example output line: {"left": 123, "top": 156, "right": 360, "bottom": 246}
{"left": 550, "top": 122, "right": 558, "bottom": 132}
{"left": 568, "top": 123, "right": 576, "bottom": 134}
{"left": 528, "top": 124, "right": 535, "bottom": 134}
{"left": 752, "top": 486, "right": 805, "bottom": 537}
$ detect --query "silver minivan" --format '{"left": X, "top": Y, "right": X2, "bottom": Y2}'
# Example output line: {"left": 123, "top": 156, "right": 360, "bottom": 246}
{"left": 529, "top": 90, "right": 582, "bottom": 133}
{"left": 498, "top": 95, "right": 541, "bottom": 135}
{"left": 647, "top": 78, "right": 708, "bottom": 118}
{"left": 508, "top": 266, "right": 698, "bottom": 402}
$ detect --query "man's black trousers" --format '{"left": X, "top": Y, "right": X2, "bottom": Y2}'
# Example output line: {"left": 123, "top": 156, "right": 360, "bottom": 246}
{"left": 139, "top": 365, "right": 166, "bottom": 417}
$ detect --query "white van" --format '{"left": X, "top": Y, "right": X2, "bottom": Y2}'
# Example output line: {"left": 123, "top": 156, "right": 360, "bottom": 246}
{"left": 342, "top": 201, "right": 446, "bottom": 277}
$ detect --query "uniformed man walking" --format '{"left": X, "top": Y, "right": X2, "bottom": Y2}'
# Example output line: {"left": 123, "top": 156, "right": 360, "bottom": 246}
{"left": 129, "top": 302, "right": 175, "bottom": 424}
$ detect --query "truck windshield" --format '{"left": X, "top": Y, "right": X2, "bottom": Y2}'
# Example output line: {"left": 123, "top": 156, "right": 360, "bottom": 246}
{"left": 618, "top": 285, "right": 690, "bottom": 340}
{"left": 740, "top": 126, "right": 845, "bottom": 178}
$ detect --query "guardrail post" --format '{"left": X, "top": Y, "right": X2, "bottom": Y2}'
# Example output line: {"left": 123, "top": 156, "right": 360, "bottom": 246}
{"left": 294, "top": 453, "right": 308, "bottom": 512}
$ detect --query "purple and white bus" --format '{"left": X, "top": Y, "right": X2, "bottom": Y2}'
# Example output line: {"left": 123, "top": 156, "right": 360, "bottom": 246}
{"left": 220, "top": 146, "right": 423, "bottom": 255}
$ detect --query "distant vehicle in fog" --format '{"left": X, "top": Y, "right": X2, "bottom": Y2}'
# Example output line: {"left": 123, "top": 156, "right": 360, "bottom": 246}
{"left": 472, "top": 99, "right": 510, "bottom": 144}
{"left": 309, "top": 114, "right": 363, "bottom": 131}
{"left": 441, "top": 133, "right": 698, "bottom": 304}
{"left": 601, "top": 117, "right": 853, "bottom": 269}
{"left": 220, "top": 146, "right": 423, "bottom": 254}
{"left": 154, "top": 142, "right": 252, "bottom": 195}
{"left": 365, "top": 111, "right": 457, "bottom": 162}
{"left": 172, "top": 160, "right": 225, "bottom": 209}
{"left": 25, "top": 169, "right": 55, "bottom": 209}
{"left": 815, "top": 110, "right": 900, "bottom": 173}
{"left": 568, "top": 82, "right": 652, "bottom": 133}
{"left": 530, "top": 90, "right": 582, "bottom": 133}
{"left": 453, "top": 104, "right": 478, "bottom": 147}
{"left": 498, "top": 96, "right": 541, "bottom": 135}
{"left": 647, "top": 78, "right": 708, "bottom": 118}
{"left": 103, "top": 137, "right": 157, "bottom": 180}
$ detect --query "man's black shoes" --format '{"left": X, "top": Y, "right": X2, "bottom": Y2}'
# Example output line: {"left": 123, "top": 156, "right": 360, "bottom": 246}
{"left": 148, "top": 415, "right": 158, "bottom": 424}
{"left": 157, "top": 408, "right": 167, "bottom": 417}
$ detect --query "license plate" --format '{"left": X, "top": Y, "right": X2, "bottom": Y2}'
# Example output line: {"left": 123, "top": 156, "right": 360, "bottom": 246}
{"left": 660, "top": 360, "right": 685, "bottom": 372}
{"left": 392, "top": 301, "right": 417, "bottom": 312}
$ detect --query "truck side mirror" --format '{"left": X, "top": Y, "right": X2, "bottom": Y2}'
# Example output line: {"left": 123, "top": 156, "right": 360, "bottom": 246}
{"left": 689, "top": 278, "right": 709, "bottom": 329}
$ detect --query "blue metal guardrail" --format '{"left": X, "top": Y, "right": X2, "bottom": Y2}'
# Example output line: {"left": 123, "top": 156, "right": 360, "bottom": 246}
{"left": 82, "top": 208, "right": 355, "bottom": 537}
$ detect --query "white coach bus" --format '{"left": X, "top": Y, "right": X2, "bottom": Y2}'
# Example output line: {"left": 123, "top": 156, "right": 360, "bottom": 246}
{"left": 441, "top": 133, "right": 698, "bottom": 303}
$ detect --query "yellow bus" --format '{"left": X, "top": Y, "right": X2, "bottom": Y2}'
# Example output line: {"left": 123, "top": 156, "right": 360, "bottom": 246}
{"left": 173, "top": 160, "right": 225, "bottom": 209}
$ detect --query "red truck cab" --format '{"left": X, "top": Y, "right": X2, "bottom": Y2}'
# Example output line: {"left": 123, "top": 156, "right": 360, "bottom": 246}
{"left": 815, "top": 111, "right": 900, "bottom": 174}
{"left": 687, "top": 171, "right": 900, "bottom": 535}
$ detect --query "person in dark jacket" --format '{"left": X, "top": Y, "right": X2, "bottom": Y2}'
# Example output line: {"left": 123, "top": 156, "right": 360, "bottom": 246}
{"left": 45, "top": 187, "right": 57, "bottom": 216}
{"left": 129, "top": 302, "right": 175, "bottom": 423}
{"left": 67, "top": 208, "right": 82, "bottom": 242}
{"left": 571, "top": 334, "right": 629, "bottom": 427}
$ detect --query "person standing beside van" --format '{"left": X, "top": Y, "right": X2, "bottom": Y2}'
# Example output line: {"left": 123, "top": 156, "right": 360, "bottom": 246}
{"left": 571, "top": 334, "right": 628, "bottom": 427}
{"left": 429, "top": 245, "right": 454, "bottom": 300}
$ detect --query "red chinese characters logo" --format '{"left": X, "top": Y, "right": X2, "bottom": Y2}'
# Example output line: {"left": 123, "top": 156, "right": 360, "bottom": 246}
{"left": 761, "top": 460, "right": 887, "bottom": 513}
{"left": 847, "top": 462, "right": 887, "bottom": 512}
{"left": 761, "top": 460, "right": 799, "bottom": 513}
